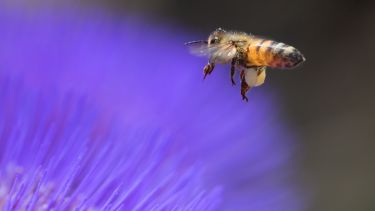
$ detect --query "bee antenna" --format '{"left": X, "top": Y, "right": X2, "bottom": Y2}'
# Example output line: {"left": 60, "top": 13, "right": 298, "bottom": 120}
{"left": 184, "top": 40, "right": 208, "bottom": 45}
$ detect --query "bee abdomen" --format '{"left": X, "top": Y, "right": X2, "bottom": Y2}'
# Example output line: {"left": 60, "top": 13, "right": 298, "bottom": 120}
{"left": 268, "top": 42, "right": 305, "bottom": 68}
{"left": 247, "top": 39, "right": 305, "bottom": 69}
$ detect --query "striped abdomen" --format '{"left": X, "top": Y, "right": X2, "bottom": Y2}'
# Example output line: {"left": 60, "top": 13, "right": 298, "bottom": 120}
{"left": 247, "top": 39, "right": 305, "bottom": 69}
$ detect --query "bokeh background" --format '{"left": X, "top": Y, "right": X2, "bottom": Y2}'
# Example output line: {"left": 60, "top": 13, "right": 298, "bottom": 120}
{"left": 2, "top": 0, "right": 375, "bottom": 210}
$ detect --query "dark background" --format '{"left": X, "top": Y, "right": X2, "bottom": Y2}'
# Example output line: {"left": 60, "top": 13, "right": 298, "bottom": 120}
{"left": 6, "top": 0, "right": 375, "bottom": 210}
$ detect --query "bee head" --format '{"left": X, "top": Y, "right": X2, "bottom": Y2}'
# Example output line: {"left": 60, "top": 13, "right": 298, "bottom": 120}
{"left": 208, "top": 28, "right": 226, "bottom": 45}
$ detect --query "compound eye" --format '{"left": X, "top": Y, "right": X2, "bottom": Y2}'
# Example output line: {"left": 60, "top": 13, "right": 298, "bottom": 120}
{"left": 210, "top": 37, "right": 219, "bottom": 44}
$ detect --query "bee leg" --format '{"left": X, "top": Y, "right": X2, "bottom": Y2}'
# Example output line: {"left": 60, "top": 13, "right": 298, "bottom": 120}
{"left": 240, "top": 70, "right": 250, "bottom": 102}
{"left": 231, "top": 59, "right": 236, "bottom": 86}
{"left": 203, "top": 62, "right": 215, "bottom": 79}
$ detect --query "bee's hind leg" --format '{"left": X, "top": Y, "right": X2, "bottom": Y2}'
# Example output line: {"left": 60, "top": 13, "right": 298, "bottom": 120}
{"left": 230, "top": 59, "right": 236, "bottom": 86}
{"left": 240, "top": 70, "right": 250, "bottom": 102}
{"left": 203, "top": 62, "right": 215, "bottom": 79}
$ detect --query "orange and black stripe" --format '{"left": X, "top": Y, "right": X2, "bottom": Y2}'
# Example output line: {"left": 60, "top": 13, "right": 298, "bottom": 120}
{"left": 247, "top": 39, "right": 277, "bottom": 67}
{"left": 247, "top": 39, "right": 305, "bottom": 69}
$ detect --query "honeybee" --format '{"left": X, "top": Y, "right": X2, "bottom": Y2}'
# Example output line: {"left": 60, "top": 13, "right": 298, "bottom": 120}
{"left": 186, "top": 28, "right": 305, "bottom": 101}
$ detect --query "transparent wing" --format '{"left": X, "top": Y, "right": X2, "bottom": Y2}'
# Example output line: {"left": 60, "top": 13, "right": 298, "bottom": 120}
{"left": 210, "top": 44, "right": 237, "bottom": 63}
{"left": 185, "top": 40, "right": 210, "bottom": 56}
{"left": 185, "top": 40, "right": 236, "bottom": 61}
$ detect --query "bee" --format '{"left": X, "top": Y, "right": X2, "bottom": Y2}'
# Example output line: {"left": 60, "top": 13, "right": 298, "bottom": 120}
{"left": 186, "top": 28, "right": 305, "bottom": 101}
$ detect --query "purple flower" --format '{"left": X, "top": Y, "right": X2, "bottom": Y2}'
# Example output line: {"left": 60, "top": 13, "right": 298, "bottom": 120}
{"left": 0, "top": 8, "right": 304, "bottom": 210}
{"left": 0, "top": 77, "right": 221, "bottom": 210}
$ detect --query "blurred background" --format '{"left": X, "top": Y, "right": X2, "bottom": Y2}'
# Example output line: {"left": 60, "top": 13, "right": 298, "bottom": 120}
{"left": 2, "top": 0, "right": 375, "bottom": 210}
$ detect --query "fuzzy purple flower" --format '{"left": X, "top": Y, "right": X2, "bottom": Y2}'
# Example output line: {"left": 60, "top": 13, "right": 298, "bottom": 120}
{"left": 0, "top": 7, "right": 304, "bottom": 211}
{"left": 0, "top": 77, "right": 221, "bottom": 210}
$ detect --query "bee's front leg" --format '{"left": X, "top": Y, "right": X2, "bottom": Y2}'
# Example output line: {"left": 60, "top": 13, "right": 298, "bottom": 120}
{"left": 203, "top": 62, "right": 215, "bottom": 79}
{"left": 231, "top": 59, "right": 236, "bottom": 86}
{"left": 240, "top": 70, "right": 250, "bottom": 102}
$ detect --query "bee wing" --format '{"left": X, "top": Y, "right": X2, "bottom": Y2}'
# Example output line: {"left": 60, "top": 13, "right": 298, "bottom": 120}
{"left": 210, "top": 44, "right": 237, "bottom": 63}
{"left": 185, "top": 40, "right": 210, "bottom": 56}
{"left": 185, "top": 40, "right": 236, "bottom": 61}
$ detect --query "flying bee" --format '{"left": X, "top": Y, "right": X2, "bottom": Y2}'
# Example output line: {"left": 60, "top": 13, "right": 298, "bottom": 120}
{"left": 186, "top": 28, "right": 306, "bottom": 101}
